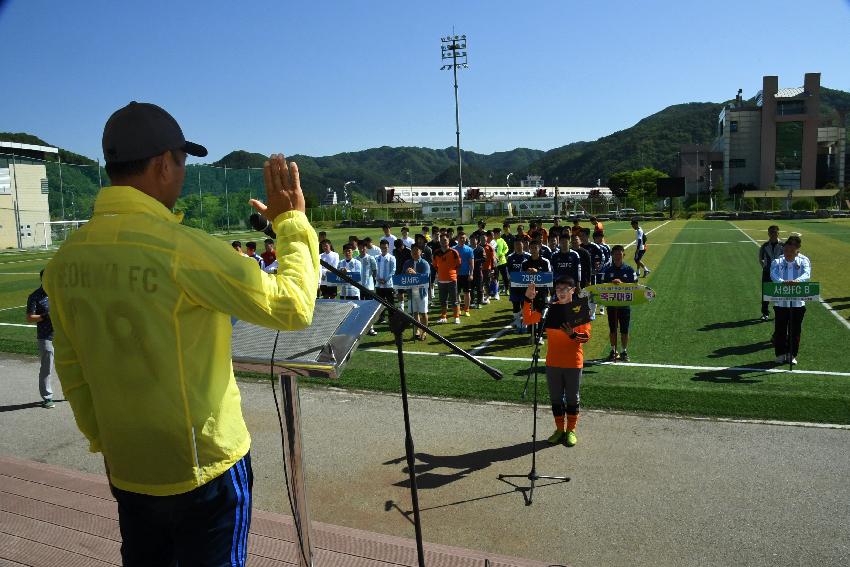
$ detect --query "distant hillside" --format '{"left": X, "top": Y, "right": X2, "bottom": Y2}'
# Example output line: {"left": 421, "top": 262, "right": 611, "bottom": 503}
{"left": 530, "top": 102, "right": 724, "bottom": 187}
{"left": 530, "top": 87, "right": 850, "bottom": 187}
{"left": 212, "top": 146, "right": 546, "bottom": 199}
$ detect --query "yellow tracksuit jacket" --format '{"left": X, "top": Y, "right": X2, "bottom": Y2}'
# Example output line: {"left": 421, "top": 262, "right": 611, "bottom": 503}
{"left": 43, "top": 186, "right": 318, "bottom": 496}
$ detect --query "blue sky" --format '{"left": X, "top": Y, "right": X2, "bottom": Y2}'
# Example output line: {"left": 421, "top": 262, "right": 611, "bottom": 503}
{"left": 1, "top": 0, "right": 849, "bottom": 164}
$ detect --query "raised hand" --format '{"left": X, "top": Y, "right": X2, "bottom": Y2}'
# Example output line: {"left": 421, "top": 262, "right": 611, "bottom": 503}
{"left": 249, "top": 153, "right": 306, "bottom": 222}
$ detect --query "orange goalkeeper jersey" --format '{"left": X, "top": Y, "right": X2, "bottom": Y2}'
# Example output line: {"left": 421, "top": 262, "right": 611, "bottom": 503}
{"left": 523, "top": 300, "right": 591, "bottom": 369}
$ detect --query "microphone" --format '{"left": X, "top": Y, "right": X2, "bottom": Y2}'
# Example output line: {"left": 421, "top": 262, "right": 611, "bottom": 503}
{"left": 249, "top": 212, "right": 276, "bottom": 239}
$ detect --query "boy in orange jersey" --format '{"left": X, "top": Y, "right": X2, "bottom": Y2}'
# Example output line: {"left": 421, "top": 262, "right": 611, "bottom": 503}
{"left": 589, "top": 216, "right": 604, "bottom": 234}
{"left": 523, "top": 276, "right": 591, "bottom": 447}
{"left": 432, "top": 235, "right": 462, "bottom": 324}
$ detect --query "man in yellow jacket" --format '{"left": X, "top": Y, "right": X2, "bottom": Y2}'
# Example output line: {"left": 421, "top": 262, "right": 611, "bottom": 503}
{"left": 43, "top": 101, "right": 318, "bottom": 566}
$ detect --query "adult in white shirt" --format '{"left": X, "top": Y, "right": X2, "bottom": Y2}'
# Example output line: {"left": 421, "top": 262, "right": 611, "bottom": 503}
{"left": 399, "top": 226, "right": 415, "bottom": 249}
{"left": 380, "top": 224, "right": 397, "bottom": 251}
{"left": 770, "top": 234, "right": 811, "bottom": 365}
{"left": 319, "top": 239, "right": 340, "bottom": 299}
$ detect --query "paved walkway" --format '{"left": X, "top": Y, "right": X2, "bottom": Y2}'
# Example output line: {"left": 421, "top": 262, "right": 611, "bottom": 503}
{"left": 2, "top": 353, "right": 849, "bottom": 567}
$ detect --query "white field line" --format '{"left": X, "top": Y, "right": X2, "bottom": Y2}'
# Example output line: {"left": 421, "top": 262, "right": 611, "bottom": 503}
{"left": 0, "top": 323, "right": 35, "bottom": 328}
{"left": 623, "top": 220, "right": 671, "bottom": 249}
{"left": 0, "top": 273, "right": 41, "bottom": 276}
{"left": 731, "top": 222, "right": 850, "bottom": 332}
{"left": 469, "top": 325, "right": 514, "bottom": 355}
{"left": 652, "top": 241, "right": 753, "bottom": 245}
{"left": 0, "top": 305, "right": 26, "bottom": 312}
{"left": 0, "top": 258, "right": 52, "bottom": 265}
{"left": 364, "top": 348, "right": 850, "bottom": 377}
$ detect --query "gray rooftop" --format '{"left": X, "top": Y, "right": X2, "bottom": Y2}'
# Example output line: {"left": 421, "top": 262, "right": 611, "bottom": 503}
{"left": 775, "top": 87, "right": 806, "bottom": 98}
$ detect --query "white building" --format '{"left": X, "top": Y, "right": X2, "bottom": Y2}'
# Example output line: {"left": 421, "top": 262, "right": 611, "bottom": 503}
{"left": 320, "top": 187, "right": 338, "bottom": 206}
{"left": 377, "top": 185, "right": 613, "bottom": 204}
{"left": 0, "top": 141, "right": 57, "bottom": 249}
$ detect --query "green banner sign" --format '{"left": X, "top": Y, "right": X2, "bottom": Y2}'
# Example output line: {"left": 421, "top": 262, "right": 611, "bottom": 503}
{"left": 762, "top": 282, "right": 820, "bottom": 301}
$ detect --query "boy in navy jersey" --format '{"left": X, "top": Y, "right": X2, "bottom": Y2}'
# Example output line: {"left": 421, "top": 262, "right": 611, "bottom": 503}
{"left": 507, "top": 239, "right": 531, "bottom": 333}
{"left": 600, "top": 244, "right": 637, "bottom": 361}
{"left": 551, "top": 233, "right": 582, "bottom": 286}
{"left": 592, "top": 230, "right": 612, "bottom": 315}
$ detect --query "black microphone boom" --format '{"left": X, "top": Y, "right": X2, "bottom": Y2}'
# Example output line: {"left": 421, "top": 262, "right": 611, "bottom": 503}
{"left": 249, "top": 212, "right": 277, "bottom": 239}
{"left": 321, "top": 260, "right": 503, "bottom": 381}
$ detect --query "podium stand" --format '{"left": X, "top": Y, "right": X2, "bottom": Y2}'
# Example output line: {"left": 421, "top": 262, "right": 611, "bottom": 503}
{"left": 231, "top": 299, "right": 383, "bottom": 567}
{"left": 231, "top": 260, "right": 502, "bottom": 567}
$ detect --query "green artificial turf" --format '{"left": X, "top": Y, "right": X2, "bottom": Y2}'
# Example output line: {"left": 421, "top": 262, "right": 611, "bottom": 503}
{"left": 2, "top": 219, "right": 849, "bottom": 423}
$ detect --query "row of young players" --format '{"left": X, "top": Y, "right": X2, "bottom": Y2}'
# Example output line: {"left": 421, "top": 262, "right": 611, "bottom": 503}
{"left": 317, "top": 221, "right": 648, "bottom": 361}
{"left": 314, "top": 216, "right": 652, "bottom": 288}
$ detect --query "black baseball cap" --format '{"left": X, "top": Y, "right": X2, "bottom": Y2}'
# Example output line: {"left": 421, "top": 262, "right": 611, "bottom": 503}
{"left": 102, "top": 101, "right": 207, "bottom": 163}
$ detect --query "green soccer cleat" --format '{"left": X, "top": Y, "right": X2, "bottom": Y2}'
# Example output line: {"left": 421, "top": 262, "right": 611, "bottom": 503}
{"left": 547, "top": 430, "right": 566, "bottom": 444}
{"left": 565, "top": 430, "right": 577, "bottom": 447}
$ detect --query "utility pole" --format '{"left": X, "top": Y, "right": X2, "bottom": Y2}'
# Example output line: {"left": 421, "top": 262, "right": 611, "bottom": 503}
{"left": 198, "top": 168, "right": 203, "bottom": 230}
{"left": 441, "top": 32, "right": 468, "bottom": 223}
{"left": 554, "top": 176, "right": 559, "bottom": 217}
{"left": 224, "top": 165, "right": 230, "bottom": 232}
{"left": 58, "top": 152, "right": 65, "bottom": 222}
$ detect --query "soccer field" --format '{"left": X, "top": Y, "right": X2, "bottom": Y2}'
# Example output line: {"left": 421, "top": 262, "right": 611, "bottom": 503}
{"left": 2, "top": 219, "right": 849, "bottom": 423}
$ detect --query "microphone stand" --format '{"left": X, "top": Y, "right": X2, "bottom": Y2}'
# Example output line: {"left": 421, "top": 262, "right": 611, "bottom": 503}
{"left": 498, "top": 298, "right": 570, "bottom": 506}
{"left": 321, "top": 259, "right": 502, "bottom": 566}
{"left": 521, "top": 301, "right": 549, "bottom": 400}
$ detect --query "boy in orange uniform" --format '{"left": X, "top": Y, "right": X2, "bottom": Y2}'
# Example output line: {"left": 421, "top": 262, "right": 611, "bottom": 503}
{"left": 432, "top": 235, "right": 462, "bottom": 324}
{"left": 523, "top": 276, "right": 591, "bottom": 447}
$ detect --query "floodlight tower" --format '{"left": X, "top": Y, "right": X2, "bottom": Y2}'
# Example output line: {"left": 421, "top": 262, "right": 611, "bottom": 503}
{"left": 441, "top": 33, "right": 468, "bottom": 222}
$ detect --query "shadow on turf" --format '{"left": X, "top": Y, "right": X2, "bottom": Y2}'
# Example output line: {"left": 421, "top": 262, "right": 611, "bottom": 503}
{"left": 691, "top": 364, "right": 774, "bottom": 384}
{"left": 708, "top": 340, "right": 773, "bottom": 358}
{"left": 698, "top": 318, "right": 766, "bottom": 331}
{"left": 383, "top": 440, "right": 560, "bottom": 490}
{"left": 823, "top": 297, "right": 850, "bottom": 311}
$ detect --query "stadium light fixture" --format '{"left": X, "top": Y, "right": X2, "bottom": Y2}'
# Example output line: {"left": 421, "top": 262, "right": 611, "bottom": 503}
{"left": 440, "top": 32, "right": 468, "bottom": 222}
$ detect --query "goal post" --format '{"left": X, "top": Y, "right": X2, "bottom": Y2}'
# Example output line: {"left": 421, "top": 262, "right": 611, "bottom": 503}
{"left": 35, "top": 220, "right": 89, "bottom": 250}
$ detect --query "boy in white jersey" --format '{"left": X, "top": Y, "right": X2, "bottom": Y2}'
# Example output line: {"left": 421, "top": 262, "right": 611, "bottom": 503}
{"left": 631, "top": 218, "right": 650, "bottom": 277}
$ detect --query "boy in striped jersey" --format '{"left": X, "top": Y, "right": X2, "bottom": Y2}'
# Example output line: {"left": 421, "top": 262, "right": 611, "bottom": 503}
{"left": 337, "top": 245, "right": 362, "bottom": 300}
{"left": 770, "top": 234, "right": 811, "bottom": 364}
{"left": 375, "top": 239, "right": 396, "bottom": 323}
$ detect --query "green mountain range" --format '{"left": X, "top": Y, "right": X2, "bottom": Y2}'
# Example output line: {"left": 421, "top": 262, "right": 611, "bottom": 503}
{"left": 211, "top": 146, "right": 546, "bottom": 199}
{"left": 3, "top": 86, "right": 848, "bottom": 221}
